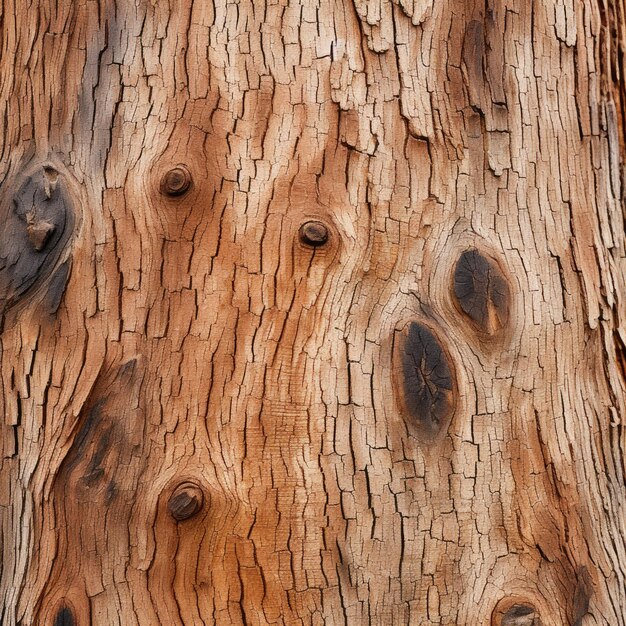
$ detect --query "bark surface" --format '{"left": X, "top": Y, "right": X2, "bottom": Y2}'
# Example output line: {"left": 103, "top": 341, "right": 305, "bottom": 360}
{"left": 0, "top": 0, "right": 625, "bottom": 624}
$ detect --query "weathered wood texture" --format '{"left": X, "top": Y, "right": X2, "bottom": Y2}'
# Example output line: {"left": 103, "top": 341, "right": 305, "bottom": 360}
{"left": 0, "top": 0, "right": 625, "bottom": 624}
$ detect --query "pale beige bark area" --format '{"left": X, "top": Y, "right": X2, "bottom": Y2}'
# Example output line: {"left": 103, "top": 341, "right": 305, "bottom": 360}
{"left": 0, "top": 0, "right": 625, "bottom": 625}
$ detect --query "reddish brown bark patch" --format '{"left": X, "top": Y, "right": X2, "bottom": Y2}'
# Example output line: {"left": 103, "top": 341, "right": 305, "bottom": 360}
{"left": 46, "top": 260, "right": 71, "bottom": 315}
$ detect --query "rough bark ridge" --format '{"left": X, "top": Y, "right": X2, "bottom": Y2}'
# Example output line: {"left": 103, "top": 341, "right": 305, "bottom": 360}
{"left": 0, "top": 0, "right": 624, "bottom": 624}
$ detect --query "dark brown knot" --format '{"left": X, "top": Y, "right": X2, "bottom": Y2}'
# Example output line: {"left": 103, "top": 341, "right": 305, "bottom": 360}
{"left": 167, "top": 482, "right": 205, "bottom": 521}
{"left": 299, "top": 220, "right": 329, "bottom": 247}
{"left": 160, "top": 166, "right": 192, "bottom": 197}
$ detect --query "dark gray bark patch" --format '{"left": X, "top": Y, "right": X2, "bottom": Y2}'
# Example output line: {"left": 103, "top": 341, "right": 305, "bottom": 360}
{"left": 0, "top": 165, "right": 74, "bottom": 315}
{"left": 394, "top": 321, "right": 455, "bottom": 439}
{"left": 453, "top": 248, "right": 510, "bottom": 335}
{"left": 53, "top": 606, "right": 75, "bottom": 626}
{"left": 46, "top": 260, "right": 71, "bottom": 315}
{"left": 571, "top": 566, "right": 592, "bottom": 626}
{"left": 501, "top": 604, "right": 541, "bottom": 625}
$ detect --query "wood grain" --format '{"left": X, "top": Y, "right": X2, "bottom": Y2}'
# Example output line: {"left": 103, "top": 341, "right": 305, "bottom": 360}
{"left": 0, "top": 0, "right": 624, "bottom": 624}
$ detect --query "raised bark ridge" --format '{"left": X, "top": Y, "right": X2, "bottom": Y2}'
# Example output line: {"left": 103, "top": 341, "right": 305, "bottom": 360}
{"left": 0, "top": 0, "right": 624, "bottom": 625}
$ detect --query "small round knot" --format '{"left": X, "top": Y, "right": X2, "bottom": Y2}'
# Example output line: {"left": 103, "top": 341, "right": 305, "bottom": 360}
{"left": 167, "top": 482, "right": 204, "bottom": 521}
{"left": 160, "top": 166, "right": 192, "bottom": 196}
{"left": 299, "top": 220, "right": 329, "bottom": 247}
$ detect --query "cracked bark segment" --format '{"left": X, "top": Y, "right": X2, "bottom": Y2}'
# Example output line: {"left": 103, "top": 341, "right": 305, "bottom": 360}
{"left": 0, "top": 165, "right": 74, "bottom": 314}
{"left": 394, "top": 321, "right": 456, "bottom": 439}
{"left": 500, "top": 604, "right": 541, "bottom": 626}
{"left": 453, "top": 248, "right": 510, "bottom": 335}
{"left": 53, "top": 606, "right": 75, "bottom": 626}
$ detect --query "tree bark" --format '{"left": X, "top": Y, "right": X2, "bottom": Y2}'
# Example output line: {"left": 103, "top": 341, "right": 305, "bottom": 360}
{"left": 1, "top": 0, "right": 625, "bottom": 624}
